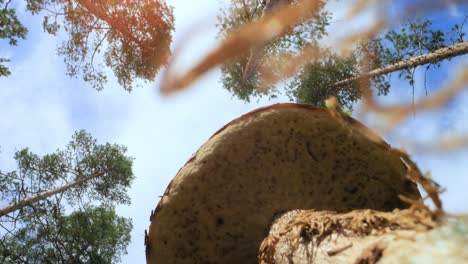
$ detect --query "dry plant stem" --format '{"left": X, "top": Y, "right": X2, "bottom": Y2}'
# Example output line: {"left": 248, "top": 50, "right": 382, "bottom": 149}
{"left": 371, "top": 66, "right": 467, "bottom": 113}
{"left": 394, "top": 134, "right": 468, "bottom": 153}
{"left": 326, "top": 95, "right": 443, "bottom": 218}
{"left": 260, "top": 44, "right": 321, "bottom": 85}
{"left": 338, "top": 19, "right": 387, "bottom": 54}
{"left": 359, "top": 66, "right": 467, "bottom": 135}
{"left": 445, "top": 213, "right": 468, "bottom": 219}
{"left": 419, "top": 134, "right": 468, "bottom": 152}
{"left": 328, "top": 97, "right": 444, "bottom": 217}
{"left": 392, "top": 148, "right": 443, "bottom": 217}
{"left": 345, "top": 0, "right": 379, "bottom": 19}
{"left": 160, "top": 0, "right": 322, "bottom": 94}
{"left": 399, "top": 195, "right": 433, "bottom": 218}
{"left": 243, "top": 0, "right": 291, "bottom": 81}
{"left": 259, "top": 16, "right": 385, "bottom": 87}
{"left": 327, "top": 242, "right": 353, "bottom": 256}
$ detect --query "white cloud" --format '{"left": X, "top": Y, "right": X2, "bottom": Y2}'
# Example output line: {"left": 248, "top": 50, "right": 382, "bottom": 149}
{"left": 448, "top": 3, "right": 461, "bottom": 18}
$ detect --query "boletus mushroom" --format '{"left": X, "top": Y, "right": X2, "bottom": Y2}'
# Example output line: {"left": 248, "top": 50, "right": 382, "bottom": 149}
{"left": 146, "top": 103, "right": 420, "bottom": 264}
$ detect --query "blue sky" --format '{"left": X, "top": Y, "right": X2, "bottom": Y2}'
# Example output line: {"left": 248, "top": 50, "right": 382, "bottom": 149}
{"left": 0, "top": 0, "right": 467, "bottom": 263}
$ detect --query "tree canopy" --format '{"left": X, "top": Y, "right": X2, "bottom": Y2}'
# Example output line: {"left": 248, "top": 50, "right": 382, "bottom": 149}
{"left": 0, "top": 0, "right": 175, "bottom": 91}
{"left": 0, "top": 130, "right": 134, "bottom": 263}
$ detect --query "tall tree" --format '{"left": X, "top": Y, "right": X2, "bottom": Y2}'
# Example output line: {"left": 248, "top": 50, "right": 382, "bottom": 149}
{"left": 1, "top": 0, "right": 175, "bottom": 91}
{"left": 0, "top": 130, "right": 134, "bottom": 263}
{"left": 217, "top": 1, "right": 467, "bottom": 110}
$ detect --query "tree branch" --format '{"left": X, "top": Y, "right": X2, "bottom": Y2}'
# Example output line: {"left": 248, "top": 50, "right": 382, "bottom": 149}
{"left": 0, "top": 172, "right": 104, "bottom": 217}
{"left": 329, "top": 41, "right": 468, "bottom": 89}
{"left": 74, "top": 0, "right": 141, "bottom": 46}
{"left": 3, "top": 0, "right": 12, "bottom": 11}
{"left": 90, "top": 29, "right": 111, "bottom": 66}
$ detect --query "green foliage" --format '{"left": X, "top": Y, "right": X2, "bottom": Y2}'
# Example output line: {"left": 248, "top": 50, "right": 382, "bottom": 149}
{"left": 0, "top": 58, "right": 10, "bottom": 77}
{"left": 288, "top": 51, "right": 361, "bottom": 110}
{"left": 62, "top": 131, "right": 134, "bottom": 205}
{"left": 293, "top": 17, "right": 467, "bottom": 108}
{"left": 0, "top": 206, "right": 132, "bottom": 263}
{"left": 289, "top": 43, "right": 393, "bottom": 110}
{"left": 369, "top": 17, "right": 466, "bottom": 91}
{"left": 1, "top": 0, "right": 175, "bottom": 91}
{"left": 218, "top": 1, "right": 466, "bottom": 109}
{"left": 220, "top": 56, "right": 266, "bottom": 102}
{"left": 0, "top": 130, "right": 134, "bottom": 263}
{"left": 0, "top": 1, "right": 27, "bottom": 45}
{"left": 0, "top": 0, "right": 28, "bottom": 77}
{"left": 217, "top": 0, "right": 330, "bottom": 102}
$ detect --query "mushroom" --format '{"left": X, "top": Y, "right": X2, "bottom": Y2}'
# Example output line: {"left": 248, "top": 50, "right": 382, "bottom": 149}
{"left": 146, "top": 103, "right": 420, "bottom": 264}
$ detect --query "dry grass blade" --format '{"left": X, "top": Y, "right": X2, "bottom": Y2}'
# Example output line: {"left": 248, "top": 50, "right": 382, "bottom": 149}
{"left": 160, "top": 0, "right": 464, "bottom": 98}
{"left": 259, "top": 44, "right": 321, "bottom": 86}
{"left": 393, "top": 148, "right": 444, "bottom": 217}
{"left": 361, "top": 65, "right": 467, "bottom": 135}
{"left": 158, "top": 0, "right": 466, "bottom": 218}
{"left": 336, "top": 19, "right": 387, "bottom": 53}
{"left": 395, "top": 133, "right": 468, "bottom": 153}
{"left": 372, "top": 66, "right": 467, "bottom": 113}
{"left": 160, "top": 0, "right": 324, "bottom": 95}
{"left": 345, "top": 0, "right": 379, "bottom": 19}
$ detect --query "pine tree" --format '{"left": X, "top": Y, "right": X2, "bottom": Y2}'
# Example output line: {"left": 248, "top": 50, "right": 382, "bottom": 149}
{"left": 0, "top": 0, "right": 175, "bottom": 91}
{"left": 0, "top": 130, "right": 134, "bottom": 263}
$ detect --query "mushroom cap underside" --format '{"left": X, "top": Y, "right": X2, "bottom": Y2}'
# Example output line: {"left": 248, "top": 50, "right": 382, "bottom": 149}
{"left": 146, "top": 103, "right": 420, "bottom": 264}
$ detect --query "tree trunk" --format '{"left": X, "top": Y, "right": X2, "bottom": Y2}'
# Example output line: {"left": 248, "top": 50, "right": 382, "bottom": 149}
{"left": 329, "top": 41, "right": 468, "bottom": 89}
{"left": 0, "top": 172, "right": 104, "bottom": 217}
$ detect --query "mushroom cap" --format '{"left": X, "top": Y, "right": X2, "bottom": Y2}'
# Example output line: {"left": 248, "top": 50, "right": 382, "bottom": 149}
{"left": 146, "top": 103, "right": 420, "bottom": 264}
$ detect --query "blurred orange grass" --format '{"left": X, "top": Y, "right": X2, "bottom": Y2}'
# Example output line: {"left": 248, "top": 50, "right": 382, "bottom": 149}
{"left": 159, "top": 0, "right": 468, "bottom": 216}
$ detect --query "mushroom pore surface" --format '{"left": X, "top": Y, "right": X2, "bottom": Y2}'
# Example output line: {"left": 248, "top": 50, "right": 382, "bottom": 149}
{"left": 146, "top": 104, "right": 420, "bottom": 264}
